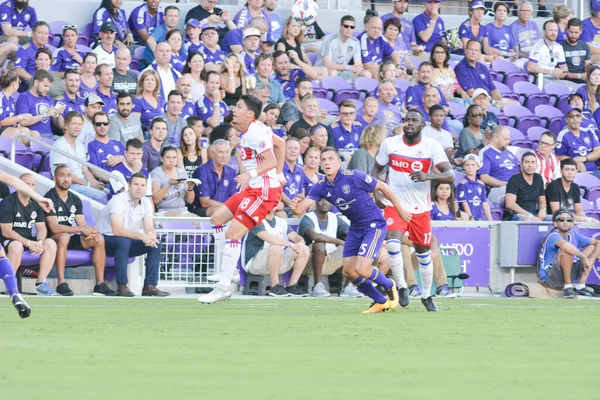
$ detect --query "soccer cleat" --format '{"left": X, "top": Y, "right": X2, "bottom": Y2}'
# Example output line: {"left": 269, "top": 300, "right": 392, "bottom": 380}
{"left": 386, "top": 279, "right": 400, "bottom": 310}
{"left": 311, "top": 282, "right": 331, "bottom": 298}
{"left": 421, "top": 296, "right": 439, "bottom": 312}
{"left": 35, "top": 279, "right": 58, "bottom": 296}
{"left": 93, "top": 282, "right": 117, "bottom": 296}
{"left": 361, "top": 300, "right": 390, "bottom": 314}
{"left": 408, "top": 285, "right": 422, "bottom": 298}
{"left": 436, "top": 285, "right": 458, "bottom": 299}
{"left": 340, "top": 284, "right": 364, "bottom": 298}
{"left": 398, "top": 286, "right": 410, "bottom": 308}
{"left": 56, "top": 282, "right": 74, "bottom": 296}
{"left": 206, "top": 273, "right": 220, "bottom": 282}
{"left": 286, "top": 284, "right": 309, "bottom": 297}
{"left": 197, "top": 287, "right": 232, "bottom": 304}
{"left": 206, "top": 269, "right": 240, "bottom": 284}
{"left": 12, "top": 294, "right": 31, "bottom": 319}
{"left": 268, "top": 284, "right": 290, "bottom": 297}
{"left": 563, "top": 287, "right": 576, "bottom": 299}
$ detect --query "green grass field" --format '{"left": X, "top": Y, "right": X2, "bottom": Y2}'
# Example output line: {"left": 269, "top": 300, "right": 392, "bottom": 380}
{"left": 1, "top": 297, "right": 598, "bottom": 399}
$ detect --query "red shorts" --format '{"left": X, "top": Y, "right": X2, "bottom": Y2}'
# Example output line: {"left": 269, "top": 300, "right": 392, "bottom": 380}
{"left": 384, "top": 206, "right": 432, "bottom": 247}
{"left": 224, "top": 186, "right": 282, "bottom": 230}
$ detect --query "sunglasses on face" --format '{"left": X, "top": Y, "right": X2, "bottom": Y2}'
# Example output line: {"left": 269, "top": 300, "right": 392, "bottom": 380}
{"left": 342, "top": 24, "right": 355, "bottom": 29}
{"left": 555, "top": 217, "right": 573, "bottom": 222}
{"left": 94, "top": 122, "right": 109, "bottom": 127}
{"left": 567, "top": 114, "right": 582, "bottom": 119}
{"left": 469, "top": 113, "right": 484, "bottom": 118}
{"left": 340, "top": 112, "right": 355, "bottom": 116}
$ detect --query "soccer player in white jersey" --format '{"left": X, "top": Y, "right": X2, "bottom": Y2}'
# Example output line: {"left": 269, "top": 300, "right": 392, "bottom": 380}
{"left": 371, "top": 109, "right": 454, "bottom": 312}
{"left": 198, "top": 94, "right": 284, "bottom": 304}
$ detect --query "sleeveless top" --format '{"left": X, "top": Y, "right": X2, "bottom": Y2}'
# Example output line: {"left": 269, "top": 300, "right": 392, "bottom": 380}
{"left": 276, "top": 38, "right": 305, "bottom": 64}
{"left": 224, "top": 83, "right": 242, "bottom": 107}
{"left": 183, "top": 154, "right": 203, "bottom": 178}
{"left": 79, "top": 78, "right": 98, "bottom": 99}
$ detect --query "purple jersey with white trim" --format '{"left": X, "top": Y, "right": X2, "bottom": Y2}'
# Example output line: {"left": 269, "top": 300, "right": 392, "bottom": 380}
{"left": 0, "top": 0, "right": 37, "bottom": 35}
{"left": 581, "top": 18, "right": 600, "bottom": 48}
{"left": 128, "top": 3, "right": 163, "bottom": 42}
{"left": 199, "top": 45, "right": 226, "bottom": 65}
{"left": 0, "top": 90, "right": 15, "bottom": 122}
{"left": 413, "top": 12, "right": 445, "bottom": 52}
{"left": 478, "top": 146, "right": 518, "bottom": 183}
{"left": 15, "top": 91, "right": 52, "bottom": 133}
{"left": 87, "top": 138, "right": 125, "bottom": 169}
{"left": 92, "top": 7, "right": 128, "bottom": 41}
{"left": 484, "top": 23, "right": 516, "bottom": 52}
{"left": 307, "top": 169, "right": 385, "bottom": 229}
{"left": 556, "top": 127, "right": 600, "bottom": 171}
{"left": 181, "top": 100, "right": 195, "bottom": 121}
{"left": 51, "top": 48, "right": 86, "bottom": 73}
{"left": 96, "top": 89, "right": 117, "bottom": 116}
{"left": 456, "top": 176, "right": 487, "bottom": 221}
{"left": 57, "top": 93, "right": 85, "bottom": 118}
{"left": 195, "top": 96, "right": 227, "bottom": 128}
{"left": 358, "top": 32, "right": 395, "bottom": 65}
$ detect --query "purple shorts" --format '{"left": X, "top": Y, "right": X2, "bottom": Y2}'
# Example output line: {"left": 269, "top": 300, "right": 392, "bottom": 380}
{"left": 343, "top": 222, "right": 387, "bottom": 259}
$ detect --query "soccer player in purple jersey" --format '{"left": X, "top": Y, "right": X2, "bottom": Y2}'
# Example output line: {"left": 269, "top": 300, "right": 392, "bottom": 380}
{"left": 0, "top": 170, "right": 55, "bottom": 318}
{"left": 291, "top": 147, "right": 411, "bottom": 313}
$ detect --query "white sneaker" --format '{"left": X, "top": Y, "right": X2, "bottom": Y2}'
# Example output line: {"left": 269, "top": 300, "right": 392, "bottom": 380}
{"left": 311, "top": 282, "right": 331, "bottom": 298}
{"left": 340, "top": 284, "right": 364, "bottom": 298}
{"left": 197, "top": 287, "right": 232, "bottom": 304}
{"left": 206, "top": 269, "right": 240, "bottom": 284}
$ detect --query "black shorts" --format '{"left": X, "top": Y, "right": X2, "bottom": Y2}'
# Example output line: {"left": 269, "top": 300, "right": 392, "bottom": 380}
{"left": 67, "top": 234, "right": 86, "bottom": 251}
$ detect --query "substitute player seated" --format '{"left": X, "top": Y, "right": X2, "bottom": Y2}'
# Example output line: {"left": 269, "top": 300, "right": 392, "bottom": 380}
{"left": 242, "top": 202, "right": 309, "bottom": 297}
{"left": 44, "top": 164, "right": 117, "bottom": 297}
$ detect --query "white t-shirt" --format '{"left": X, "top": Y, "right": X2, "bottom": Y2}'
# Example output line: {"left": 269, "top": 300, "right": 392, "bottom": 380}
{"left": 238, "top": 120, "right": 280, "bottom": 189}
{"left": 421, "top": 126, "right": 454, "bottom": 150}
{"left": 375, "top": 134, "right": 448, "bottom": 213}
{"left": 92, "top": 44, "right": 117, "bottom": 69}
{"left": 529, "top": 39, "right": 566, "bottom": 70}
{"left": 50, "top": 136, "right": 86, "bottom": 178}
{"left": 97, "top": 191, "right": 154, "bottom": 236}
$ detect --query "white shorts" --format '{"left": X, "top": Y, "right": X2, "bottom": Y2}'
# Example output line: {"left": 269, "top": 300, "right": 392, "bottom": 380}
{"left": 304, "top": 244, "right": 343, "bottom": 275}
{"left": 246, "top": 246, "right": 294, "bottom": 275}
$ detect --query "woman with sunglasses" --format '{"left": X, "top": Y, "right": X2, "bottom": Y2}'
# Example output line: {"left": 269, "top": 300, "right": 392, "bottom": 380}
{"left": 0, "top": 70, "right": 36, "bottom": 145}
{"left": 132, "top": 69, "right": 166, "bottom": 133}
{"left": 182, "top": 51, "right": 206, "bottom": 102}
{"left": 51, "top": 26, "right": 85, "bottom": 78}
{"left": 482, "top": 2, "right": 518, "bottom": 61}
{"left": 177, "top": 126, "right": 207, "bottom": 179}
{"left": 80, "top": 53, "right": 99, "bottom": 99}
{"left": 458, "top": 104, "right": 489, "bottom": 158}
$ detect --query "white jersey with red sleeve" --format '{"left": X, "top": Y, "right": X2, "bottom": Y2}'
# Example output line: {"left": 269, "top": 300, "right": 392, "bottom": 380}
{"left": 238, "top": 120, "right": 281, "bottom": 189}
{"left": 375, "top": 135, "right": 449, "bottom": 213}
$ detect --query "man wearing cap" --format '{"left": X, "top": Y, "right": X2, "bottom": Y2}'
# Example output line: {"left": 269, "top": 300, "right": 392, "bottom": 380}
{"left": 504, "top": 151, "right": 547, "bottom": 221}
{"left": 254, "top": 54, "right": 285, "bottom": 105}
{"left": 527, "top": 20, "right": 570, "bottom": 88}
{"left": 128, "top": 0, "right": 163, "bottom": 44}
{"left": 0, "top": 0, "right": 38, "bottom": 45}
{"left": 413, "top": 0, "right": 446, "bottom": 54}
{"left": 561, "top": 18, "right": 591, "bottom": 84}
{"left": 80, "top": 93, "right": 105, "bottom": 147}
{"left": 381, "top": 0, "right": 420, "bottom": 56}
{"left": 581, "top": 0, "right": 600, "bottom": 63}
{"left": 478, "top": 125, "right": 518, "bottom": 203}
{"left": 92, "top": 22, "right": 119, "bottom": 69}
{"left": 14, "top": 21, "right": 48, "bottom": 88}
{"left": 143, "top": 5, "right": 179, "bottom": 69}
{"left": 556, "top": 106, "right": 600, "bottom": 174}
{"left": 94, "top": 63, "right": 117, "bottom": 116}
{"left": 455, "top": 40, "right": 507, "bottom": 110}
{"left": 240, "top": 27, "right": 261, "bottom": 75}
{"left": 222, "top": 17, "right": 268, "bottom": 55}
{"left": 510, "top": 1, "right": 540, "bottom": 69}
{"left": 317, "top": 15, "right": 370, "bottom": 83}
{"left": 533, "top": 131, "right": 560, "bottom": 187}
{"left": 199, "top": 23, "right": 226, "bottom": 71}
{"left": 538, "top": 208, "right": 600, "bottom": 298}
{"left": 462, "top": 88, "right": 499, "bottom": 130}
{"left": 359, "top": 15, "right": 401, "bottom": 79}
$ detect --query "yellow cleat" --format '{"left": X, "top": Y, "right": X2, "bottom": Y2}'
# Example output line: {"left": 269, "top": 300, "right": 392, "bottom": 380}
{"left": 361, "top": 300, "right": 390, "bottom": 314}
{"left": 387, "top": 279, "right": 399, "bottom": 310}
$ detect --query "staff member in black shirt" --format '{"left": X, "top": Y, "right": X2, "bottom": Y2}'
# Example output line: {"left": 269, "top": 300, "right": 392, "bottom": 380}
{"left": 45, "top": 164, "right": 117, "bottom": 297}
{"left": 185, "top": 0, "right": 237, "bottom": 44}
{"left": 0, "top": 173, "right": 58, "bottom": 296}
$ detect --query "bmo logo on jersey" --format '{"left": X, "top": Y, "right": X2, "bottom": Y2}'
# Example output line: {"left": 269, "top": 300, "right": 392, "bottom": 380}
{"left": 389, "top": 154, "right": 431, "bottom": 173}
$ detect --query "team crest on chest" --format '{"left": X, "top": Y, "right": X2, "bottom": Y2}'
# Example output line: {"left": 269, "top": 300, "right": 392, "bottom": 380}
{"left": 342, "top": 185, "right": 350, "bottom": 194}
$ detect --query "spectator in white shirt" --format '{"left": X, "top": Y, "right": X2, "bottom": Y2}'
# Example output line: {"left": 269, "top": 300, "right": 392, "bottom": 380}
{"left": 92, "top": 22, "right": 119, "bottom": 68}
{"left": 143, "top": 42, "right": 181, "bottom": 98}
{"left": 534, "top": 131, "right": 561, "bottom": 187}
{"left": 527, "top": 20, "right": 570, "bottom": 88}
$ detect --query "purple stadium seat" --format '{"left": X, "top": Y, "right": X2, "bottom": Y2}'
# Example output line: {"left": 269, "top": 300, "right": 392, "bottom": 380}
{"left": 526, "top": 126, "right": 547, "bottom": 145}
{"left": 65, "top": 250, "right": 92, "bottom": 267}
{"left": 574, "top": 173, "right": 600, "bottom": 202}
{"left": 490, "top": 69, "right": 500, "bottom": 82}
{"left": 448, "top": 101, "right": 466, "bottom": 118}
{"left": 30, "top": 137, "right": 53, "bottom": 173}
{"left": 311, "top": 87, "right": 328, "bottom": 99}
{"left": 544, "top": 82, "right": 571, "bottom": 111}
{"left": 0, "top": 137, "right": 35, "bottom": 170}
{"left": 491, "top": 60, "right": 529, "bottom": 89}
{"left": 489, "top": 201, "right": 503, "bottom": 221}
{"left": 307, "top": 52, "right": 319, "bottom": 65}
{"left": 534, "top": 104, "right": 563, "bottom": 134}
{"left": 49, "top": 20, "right": 72, "bottom": 47}
{"left": 354, "top": 77, "right": 378, "bottom": 100}
{"left": 316, "top": 98, "right": 339, "bottom": 115}
{"left": 76, "top": 44, "right": 93, "bottom": 53}
{"left": 513, "top": 81, "right": 550, "bottom": 112}
{"left": 454, "top": 171, "right": 465, "bottom": 187}
{"left": 504, "top": 104, "right": 541, "bottom": 135}
{"left": 80, "top": 198, "right": 95, "bottom": 226}
{"left": 133, "top": 46, "right": 145, "bottom": 61}
{"left": 394, "top": 78, "right": 411, "bottom": 94}
{"left": 311, "top": 80, "right": 321, "bottom": 88}
{"left": 494, "top": 81, "right": 520, "bottom": 102}
{"left": 507, "top": 126, "right": 533, "bottom": 148}
{"left": 129, "top": 59, "right": 140, "bottom": 71}
{"left": 321, "top": 76, "right": 359, "bottom": 103}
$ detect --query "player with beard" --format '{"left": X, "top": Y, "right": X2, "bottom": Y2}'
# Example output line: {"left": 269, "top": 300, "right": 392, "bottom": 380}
{"left": 371, "top": 109, "right": 454, "bottom": 312}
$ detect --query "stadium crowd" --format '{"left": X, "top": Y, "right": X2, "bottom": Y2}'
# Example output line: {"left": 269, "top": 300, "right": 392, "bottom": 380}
{"left": 0, "top": 0, "right": 599, "bottom": 301}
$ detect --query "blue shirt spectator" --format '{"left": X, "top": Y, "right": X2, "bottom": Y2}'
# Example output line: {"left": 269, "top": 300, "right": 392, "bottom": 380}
{"left": 479, "top": 145, "right": 518, "bottom": 184}
{"left": 455, "top": 57, "right": 497, "bottom": 96}
{"left": 358, "top": 31, "right": 395, "bottom": 65}
{"left": 14, "top": 39, "right": 46, "bottom": 87}
{"left": 195, "top": 95, "right": 227, "bottom": 129}
{"left": 88, "top": 138, "right": 125, "bottom": 171}
{"left": 95, "top": 88, "right": 117, "bottom": 116}
{"left": 329, "top": 121, "right": 363, "bottom": 151}
{"left": 556, "top": 110, "right": 600, "bottom": 171}
{"left": 381, "top": 10, "right": 416, "bottom": 51}
{"left": 58, "top": 91, "right": 85, "bottom": 118}
{"left": 485, "top": 23, "right": 517, "bottom": 53}
{"left": 405, "top": 83, "right": 447, "bottom": 109}
{"left": 538, "top": 228, "right": 591, "bottom": 283}
{"left": 221, "top": 27, "right": 243, "bottom": 54}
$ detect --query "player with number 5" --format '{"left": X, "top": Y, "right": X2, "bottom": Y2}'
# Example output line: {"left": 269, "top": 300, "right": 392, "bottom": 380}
{"left": 371, "top": 109, "right": 454, "bottom": 312}
{"left": 291, "top": 147, "right": 411, "bottom": 313}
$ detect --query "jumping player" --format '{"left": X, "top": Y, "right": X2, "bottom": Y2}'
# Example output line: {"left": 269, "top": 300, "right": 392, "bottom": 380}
{"left": 198, "top": 94, "right": 284, "bottom": 304}
{"left": 371, "top": 110, "right": 454, "bottom": 312}
{"left": 290, "top": 147, "right": 412, "bottom": 313}
{"left": 0, "top": 171, "right": 55, "bottom": 318}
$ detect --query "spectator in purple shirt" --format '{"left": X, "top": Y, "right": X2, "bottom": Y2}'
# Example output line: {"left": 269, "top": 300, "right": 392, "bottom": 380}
{"left": 328, "top": 100, "right": 363, "bottom": 153}
{"left": 240, "top": 27, "right": 261, "bottom": 76}
{"left": 128, "top": 0, "right": 163, "bottom": 44}
{"left": 483, "top": 2, "right": 519, "bottom": 60}
{"left": 359, "top": 15, "right": 401, "bottom": 80}
{"left": 192, "top": 139, "right": 237, "bottom": 217}
{"left": 273, "top": 51, "right": 301, "bottom": 101}
{"left": 222, "top": 17, "right": 268, "bottom": 54}
{"left": 233, "top": 0, "right": 272, "bottom": 37}
{"left": 456, "top": 1, "right": 487, "bottom": 56}
{"left": 15, "top": 69, "right": 61, "bottom": 136}
{"left": 56, "top": 69, "right": 85, "bottom": 130}
{"left": 381, "top": 0, "right": 421, "bottom": 56}
{"left": 92, "top": 0, "right": 133, "bottom": 46}
{"left": 510, "top": 1, "right": 540, "bottom": 69}
{"left": 478, "top": 125, "right": 519, "bottom": 203}
{"left": 413, "top": 0, "right": 446, "bottom": 53}
{"left": 556, "top": 106, "right": 600, "bottom": 176}
{"left": 580, "top": 0, "right": 600, "bottom": 63}
{"left": 0, "top": 70, "right": 35, "bottom": 144}
{"left": 281, "top": 137, "right": 307, "bottom": 217}
{"left": 405, "top": 61, "right": 448, "bottom": 110}
{"left": 94, "top": 63, "right": 117, "bottom": 116}
{"left": 87, "top": 111, "right": 125, "bottom": 183}
{"left": 14, "top": 21, "right": 48, "bottom": 89}
{"left": 199, "top": 23, "right": 226, "bottom": 71}
{"left": 0, "top": 0, "right": 37, "bottom": 45}
{"left": 373, "top": 80, "right": 403, "bottom": 136}
{"left": 51, "top": 26, "right": 85, "bottom": 77}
